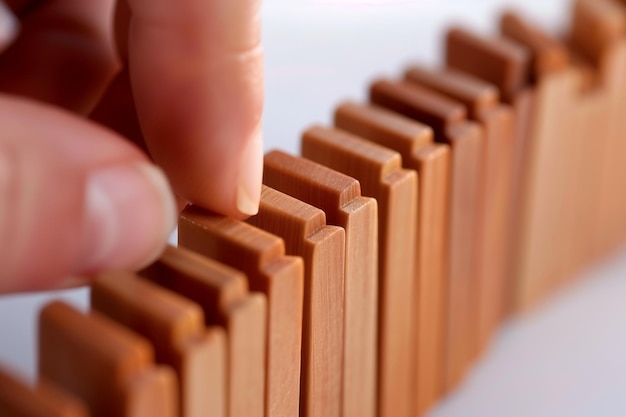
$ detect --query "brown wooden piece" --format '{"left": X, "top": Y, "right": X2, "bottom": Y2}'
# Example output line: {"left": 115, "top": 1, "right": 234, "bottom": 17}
{"left": 91, "top": 272, "right": 226, "bottom": 417}
{"left": 334, "top": 102, "right": 449, "bottom": 417}
{"left": 300, "top": 125, "right": 417, "bottom": 417}
{"left": 141, "top": 246, "right": 267, "bottom": 417}
{"left": 445, "top": 27, "right": 530, "bottom": 102}
{"left": 246, "top": 185, "right": 345, "bottom": 417}
{"left": 178, "top": 212, "right": 304, "bottom": 417}
{"left": 500, "top": 11, "right": 569, "bottom": 81}
{"left": 0, "top": 365, "right": 88, "bottom": 417}
{"left": 403, "top": 67, "right": 517, "bottom": 370}
{"left": 445, "top": 26, "right": 535, "bottom": 314}
{"left": 370, "top": 78, "right": 483, "bottom": 391}
{"left": 38, "top": 301, "right": 177, "bottom": 417}
{"left": 262, "top": 150, "right": 378, "bottom": 417}
{"left": 571, "top": 0, "right": 626, "bottom": 66}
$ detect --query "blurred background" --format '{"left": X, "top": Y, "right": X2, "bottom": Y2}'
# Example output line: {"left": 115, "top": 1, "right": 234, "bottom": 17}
{"left": 3, "top": 0, "right": 626, "bottom": 416}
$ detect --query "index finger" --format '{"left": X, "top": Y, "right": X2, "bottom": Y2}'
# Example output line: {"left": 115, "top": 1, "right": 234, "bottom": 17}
{"left": 125, "top": 0, "right": 263, "bottom": 218}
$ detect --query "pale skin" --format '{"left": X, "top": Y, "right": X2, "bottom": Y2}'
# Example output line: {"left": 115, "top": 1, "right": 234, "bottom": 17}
{"left": 0, "top": 0, "right": 264, "bottom": 293}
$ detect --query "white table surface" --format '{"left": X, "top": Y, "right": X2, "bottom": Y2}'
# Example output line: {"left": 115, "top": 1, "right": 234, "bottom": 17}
{"left": 3, "top": 1, "right": 626, "bottom": 416}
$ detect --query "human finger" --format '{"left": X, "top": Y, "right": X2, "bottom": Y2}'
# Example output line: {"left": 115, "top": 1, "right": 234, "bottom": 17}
{"left": 0, "top": 94, "right": 176, "bottom": 293}
{"left": 124, "top": 0, "right": 264, "bottom": 218}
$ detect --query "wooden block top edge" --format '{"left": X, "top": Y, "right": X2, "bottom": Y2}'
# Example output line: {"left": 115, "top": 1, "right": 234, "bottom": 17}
{"left": 302, "top": 124, "right": 403, "bottom": 180}
{"left": 370, "top": 78, "right": 467, "bottom": 138}
{"left": 248, "top": 185, "right": 327, "bottom": 249}
{"left": 91, "top": 271, "right": 206, "bottom": 349}
{"left": 0, "top": 365, "right": 88, "bottom": 417}
{"left": 500, "top": 10, "right": 570, "bottom": 79}
{"left": 263, "top": 149, "right": 362, "bottom": 215}
{"left": 179, "top": 206, "right": 286, "bottom": 271}
{"left": 404, "top": 65, "right": 500, "bottom": 117}
{"left": 334, "top": 101, "right": 433, "bottom": 160}
{"left": 39, "top": 301, "right": 153, "bottom": 384}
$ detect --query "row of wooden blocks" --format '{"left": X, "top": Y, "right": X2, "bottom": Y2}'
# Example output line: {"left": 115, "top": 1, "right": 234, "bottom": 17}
{"left": 4, "top": 0, "right": 626, "bottom": 416}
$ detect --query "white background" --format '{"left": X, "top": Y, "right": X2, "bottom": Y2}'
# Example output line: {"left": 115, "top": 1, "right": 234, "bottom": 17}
{"left": 3, "top": 1, "right": 626, "bottom": 416}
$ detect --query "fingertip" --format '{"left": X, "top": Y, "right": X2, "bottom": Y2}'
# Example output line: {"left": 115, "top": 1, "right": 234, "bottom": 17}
{"left": 236, "top": 131, "right": 263, "bottom": 217}
{"left": 0, "top": 1, "right": 19, "bottom": 52}
{"left": 75, "top": 162, "right": 177, "bottom": 274}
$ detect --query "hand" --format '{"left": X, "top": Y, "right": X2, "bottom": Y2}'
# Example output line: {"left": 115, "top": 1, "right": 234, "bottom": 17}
{"left": 0, "top": 0, "right": 263, "bottom": 293}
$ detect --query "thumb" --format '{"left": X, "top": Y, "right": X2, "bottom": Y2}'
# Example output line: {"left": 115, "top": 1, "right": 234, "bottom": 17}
{"left": 0, "top": 94, "right": 176, "bottom": 293}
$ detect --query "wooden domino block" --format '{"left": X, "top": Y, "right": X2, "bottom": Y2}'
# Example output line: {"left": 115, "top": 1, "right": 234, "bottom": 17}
{"left": 567, "top": 0, "right": 626, "bottom": 269}
{"left": 370, "top": 78, "right": 483, "bottom": 390}
{"left": 333, "top": 102, "right": 449, "bottom": 416}
{"left": 403, "top": 66, "right": 517, "bottom": 364}
{"left": 38, "top": 302, "right": 177, "bottom": 417}
{"left": 500, "top": 11, "right": 569, "bottom": 80}
{"left": 247, "top": 185, "right": 345, "bottom": 417}
{"left": 178, "top": 212, "right": 304, "bottom": 417}
{"left": 300, "top": 125, "right": 417, "bottom": 417}
{"left": 262, "top": 150, "right": 378, "bottom": 417}
{"left": 0, "top": 365, "right": 88, "bottom": 417}
{"left": 445, "top": 26, "right": 538, "bottom": 312}
{"left": 141, "top": 246, "right": 266, "bottom": 417}
{"left": 91, "top": 272, "right": 226, "bottom": 417}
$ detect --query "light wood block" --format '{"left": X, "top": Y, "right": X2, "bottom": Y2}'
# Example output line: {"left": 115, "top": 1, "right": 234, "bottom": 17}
{"left": 445, "top": 27, "right": 535, "bottom": 313}
{"left": 334, "top": 101, "right": 449, "bottom": 417}
{"left": 263, "top": 150, "right": 378, "bottom": 417}
{"left": 403, "top": 66, "right": 516, "bottom": 369}
{"left": 0, "top": 365, "right": 88, "bottom": 417}
{"left": 247, "top": 185, "right": 345, "bottom": 417}
{"left": 370, "top": 78, "right": 483, "bottom": 393}
{"left": 141, "top": 246, "right": 266, "bottom": 417}
{"left": 301, "top": 125, "right": 417, "bottom": 417}
{"left": 38, "top": 302, "right": 177, "bottom": 417}
{"left": 178, "top": 212, "right": 304, "bottom": 417}
{"left": 91, "top": 272, "right": 226, "bottom": 417}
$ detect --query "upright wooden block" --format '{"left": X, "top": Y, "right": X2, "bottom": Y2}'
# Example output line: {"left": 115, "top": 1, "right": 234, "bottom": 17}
{"left": 334, "top": 102, "right": 449, "bottom": 417}
{"left": 263, "top": 150, "right": 378, "bottom": 417}
{"left": 370, "top": 78, "right": 483, "bottom": 391}
{"left": 91, "top": 272, "right": 226, "bottom": 417}
{"left": 499, "top": 11, "right": 577, "bottom": 301}
{"left": 568, "top": 0, "right": 626, "bottom": 270}
{"left": 247, "top": 185, "right": 345, "bottom": 417}
{"left": 500, "top": 11, "right": 569, "bottom": 80}
{"left": 142, "top": 246, "right": 267, "bottom": 417}
{"left": 445, "top": 27, "right": 535, "bottom": 312}
{"left": 0, "top": 365, "right": 88, "bottom": 417}
{"left": 178, "top": 212, "right": 304, "bottom": 417}
{"left": 499, "top": 11, "right": 606, "bottom": 308}
{"left": 403, "top": 67, "right": 517, "bottom": 365}
{"left": 301, "top": 126, "right": 417, "bottom": 417}
{"left": 38, "top": 302, "right": 177, "bottom": 417}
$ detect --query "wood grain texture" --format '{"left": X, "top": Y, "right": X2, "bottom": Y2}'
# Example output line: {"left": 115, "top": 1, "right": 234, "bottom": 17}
{"left": 300, "top": 125, "right": 417, "bottom": 417}
{"left": 262, "top": 150, "right": 378, "bottom": 417}
{"left": 247, "top": 185, "right": 345, "bottom": 417}
{"left": 142, "top": 246, "right": 266, "bottom": 417}
{"left": 445, "top": 27, "right": 530, "bottom": 103}
{"left": 404, "top": 66, "right": 517, "bottom": 363}
{"left": 334, "top": 101, "right": 449, "bottom": 417}
{"left": 571, "top": 0, "right": 626, "bottom": 66}
{"left": 445, "top": 27, "right": 535, "bottom": 315}
{"left": 0, "top": 366, "right": 88, "bottom": 417}
{"left": 38, "top": 302, "right": 177, "bottom": 417}
{"left": 178, "top": 212, "right": 304, "bottom": 417}
{"left": 500, "top": 11, "right": 569, "bottom": 81}
{"left": 91, "top": 272, "right": 225, "bottom": 417}
{"left": 370, "top": 78, "right": 483, "bottom": 392}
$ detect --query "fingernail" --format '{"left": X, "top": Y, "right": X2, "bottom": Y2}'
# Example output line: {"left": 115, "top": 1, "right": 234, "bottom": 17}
{"left": 237, "top": 132, "right": 263, "bottom": 216}
{"left": 77, "top": 162, "right": 177, "bottom": 274}
{"left": 0, "top": 1, "right": 19, "bottom": 51}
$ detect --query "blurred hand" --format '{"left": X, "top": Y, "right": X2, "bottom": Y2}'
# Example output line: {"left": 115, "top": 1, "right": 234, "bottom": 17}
{"left": 0, "top": 0, "right": 264, "bottom": 293}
